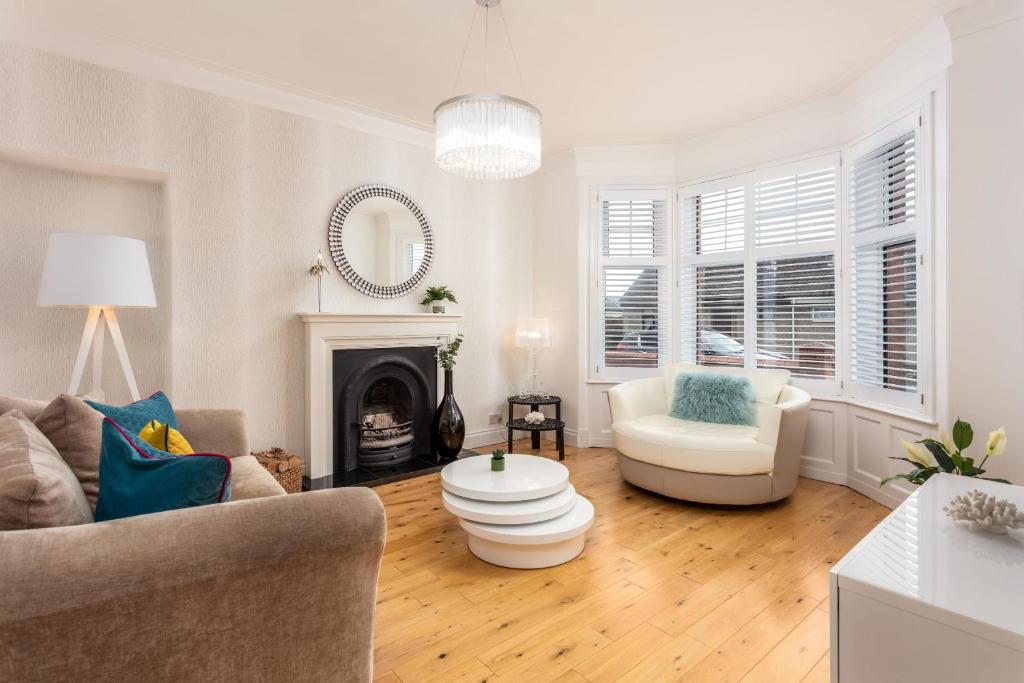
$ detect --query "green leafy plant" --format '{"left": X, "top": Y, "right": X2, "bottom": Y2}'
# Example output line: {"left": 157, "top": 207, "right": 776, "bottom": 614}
{"left": 436, "top": 334, "right": 464, "bottom": 370}
{"left": 491, "top": 449, "right": 505, "bottom": 461}
{"left": 420, "top": 286, "right": 457, "bottom": 306}
{"left": 882, "top": 418, "right": 1009, "bottom": 487}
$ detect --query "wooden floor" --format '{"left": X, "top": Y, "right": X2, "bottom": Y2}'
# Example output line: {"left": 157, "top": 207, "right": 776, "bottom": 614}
{"left": 371, "top": 441, "right": 888, "bottom": 683}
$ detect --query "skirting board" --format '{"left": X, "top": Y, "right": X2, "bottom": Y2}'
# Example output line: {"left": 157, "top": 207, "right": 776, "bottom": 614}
{"left": 463, "top": 427, "right": 506, "bottom": 450}
{"left": 799, "top": 464, "right": 848, "bottom": 486}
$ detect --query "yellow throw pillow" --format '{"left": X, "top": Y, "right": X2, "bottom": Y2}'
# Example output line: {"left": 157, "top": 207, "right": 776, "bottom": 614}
{"left": 138, "top": 419, "right": 194, "bottom": 455}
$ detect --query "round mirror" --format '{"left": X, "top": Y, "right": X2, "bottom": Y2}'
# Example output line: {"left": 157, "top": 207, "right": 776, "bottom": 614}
{"left": 328, "top": 185, "right": 433, "bottom": 298}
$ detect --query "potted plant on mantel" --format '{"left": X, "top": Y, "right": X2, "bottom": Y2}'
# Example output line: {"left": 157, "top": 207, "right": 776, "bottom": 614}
{"left": 421, "top": 285, "right": 457, "bottom": 314}
{"left": 432, "top": 333, "right": 465, "bottom": 463}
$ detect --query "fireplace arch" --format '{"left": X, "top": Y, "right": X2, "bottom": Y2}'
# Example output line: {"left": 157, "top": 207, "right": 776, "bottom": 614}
{"left": 333, "top": 347, "right": 436, "bottom": 472}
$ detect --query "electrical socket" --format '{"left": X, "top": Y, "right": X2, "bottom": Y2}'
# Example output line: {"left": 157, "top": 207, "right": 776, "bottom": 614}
{"left": 488, "top": 412, "right": 502, "bottom": 425}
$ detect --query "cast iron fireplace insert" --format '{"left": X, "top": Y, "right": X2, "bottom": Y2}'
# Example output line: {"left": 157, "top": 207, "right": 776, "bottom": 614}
{"left": 331, "top": 345, "right": 446, "bottom": 487}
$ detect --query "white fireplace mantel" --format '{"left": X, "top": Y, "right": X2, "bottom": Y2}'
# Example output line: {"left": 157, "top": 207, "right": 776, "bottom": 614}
{"left": 302, "top": 312, "right": 462, "bottom": 483}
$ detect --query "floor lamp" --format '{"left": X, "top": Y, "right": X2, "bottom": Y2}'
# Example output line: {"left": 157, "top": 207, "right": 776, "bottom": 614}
{"left": 37, "top": 233, "right": 157, "bottom": 401}
{"left": 515, "top": 318, "right": 551, "bottom": 397}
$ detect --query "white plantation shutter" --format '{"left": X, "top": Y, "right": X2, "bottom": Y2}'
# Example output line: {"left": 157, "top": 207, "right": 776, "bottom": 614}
{"left": 754, "top": 167, "right": 836, "bottom": 247}
{"left": 679, "top": 182, "right": 746, "bottom": 367}
{"left": 597, "top": 189, "right": 670, "bottom": 375}
{"left": 679, "top": 158, "right": 839, "bottom": 390}
{"left": 603, "top": 198, "right": 668, "bottom": 257}
{"left": 681, "top": 186, "right": 745, "bottom": 255}
{"left": 756, "top": 254, "right": 836, "bottom": 379}
{"left": 680, "top": 262, "right": 746, "bottom": 367}
{"left": 849, "top": 123, "right": 920, "bottom": 404}
{"left": 406, "top": 242, "right": 425, "bottom": 275}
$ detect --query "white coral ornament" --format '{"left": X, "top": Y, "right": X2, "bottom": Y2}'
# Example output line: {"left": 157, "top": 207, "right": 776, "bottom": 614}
{"left": 524, "top": 411, "right": 546, "bottom": 425}
{"left": 943, "top": 489, "right": 1024, "bottom": 534}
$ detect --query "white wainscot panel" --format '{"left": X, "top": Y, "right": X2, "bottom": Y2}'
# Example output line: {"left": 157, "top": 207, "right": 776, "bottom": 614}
{"left": 846, "top": 404, "right": 932, "bottom": 508}
{"left": 800, "top": 401, "right": 845, "bottom": 483}
{"left": 886, "top": 424, "right": 929, "bottom": 500}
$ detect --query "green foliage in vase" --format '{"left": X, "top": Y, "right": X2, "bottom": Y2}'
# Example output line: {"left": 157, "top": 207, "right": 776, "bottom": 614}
{"left": 882, "top": 418, "right": 1010, "bottom": 487}
{"left": 420, "top": 286, "right": 457, "bottom": 306}
{"left": 436, "top": 334, "right": 464, "bottom": 370}
{"left": 491, "top": 449, "right": 505, "bottom": 461}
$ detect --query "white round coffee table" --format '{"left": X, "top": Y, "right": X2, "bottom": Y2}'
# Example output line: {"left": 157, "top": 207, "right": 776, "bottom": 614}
{"left": 440, "top": 454, "right": 594, "bottom": 569}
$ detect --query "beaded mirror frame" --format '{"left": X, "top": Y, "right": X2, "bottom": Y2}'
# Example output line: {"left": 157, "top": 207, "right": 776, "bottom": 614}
{"left": 328, "top": 184, "right": 434, "bottom": 299}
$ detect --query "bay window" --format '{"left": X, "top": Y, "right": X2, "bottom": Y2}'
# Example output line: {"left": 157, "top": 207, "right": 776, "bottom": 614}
{"left": 590, "top": 111, "right": 928, "bottom": 415}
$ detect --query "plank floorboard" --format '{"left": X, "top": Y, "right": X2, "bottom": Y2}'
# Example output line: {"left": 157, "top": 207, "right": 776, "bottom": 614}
{"left": 371, "top": 441, "right": 884, "bottom": 681}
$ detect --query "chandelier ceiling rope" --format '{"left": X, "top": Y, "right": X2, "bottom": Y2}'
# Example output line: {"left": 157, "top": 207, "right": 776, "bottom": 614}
{"left": 434, "top": 0, "right": 542, "bottom": 180}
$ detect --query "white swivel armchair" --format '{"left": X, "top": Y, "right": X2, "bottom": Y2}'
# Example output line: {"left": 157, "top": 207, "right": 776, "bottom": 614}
{"left": 608, "top": 362, "right": 811, "bottom": 505}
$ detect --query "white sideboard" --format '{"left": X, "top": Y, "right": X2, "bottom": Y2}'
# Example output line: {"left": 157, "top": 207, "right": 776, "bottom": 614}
{"left": 830, "top": 473, "right": 1024, "bottom": 681}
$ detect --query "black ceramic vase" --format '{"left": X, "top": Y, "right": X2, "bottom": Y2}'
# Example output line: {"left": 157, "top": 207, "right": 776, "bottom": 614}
{"left": 432, "top": 368, "right": 465, "bottom": 462}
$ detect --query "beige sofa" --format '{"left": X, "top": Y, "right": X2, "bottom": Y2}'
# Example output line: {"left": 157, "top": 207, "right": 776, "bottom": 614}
{"left": 0, "top": 405, "right": 386, "bottom": 682}
{"left": 608, "top": 362, "right": 811, "bottom": 505}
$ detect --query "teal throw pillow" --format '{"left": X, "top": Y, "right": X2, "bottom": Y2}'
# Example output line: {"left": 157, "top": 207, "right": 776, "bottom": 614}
{"left": 94, "top": 418, "right": 232, "bottom": 522}
{"left": 87, "top": 390, "right": 178, "bottom": 435}
{"left": 669, "top": 373, "right": 756, "bottom": 426}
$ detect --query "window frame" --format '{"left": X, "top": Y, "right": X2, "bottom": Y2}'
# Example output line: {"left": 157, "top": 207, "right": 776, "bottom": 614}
{"left": 843, "top": 111, "right": 928, "bottom": 413}
{"left": 592, "top": 187, "right": 674, "bottom": 380}
{"left": 678, "top": 153, "right": 842, "bottom": 396}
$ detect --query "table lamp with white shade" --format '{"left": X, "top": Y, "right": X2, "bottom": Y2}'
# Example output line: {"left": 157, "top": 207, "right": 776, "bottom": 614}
{"left": 515, "top": 318, "right": 551, "bottom": 397}
{"left": 37, "top": 233, "right": 156, "bottom": 401}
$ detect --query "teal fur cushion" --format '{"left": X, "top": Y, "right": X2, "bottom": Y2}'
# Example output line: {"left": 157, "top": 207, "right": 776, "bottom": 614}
{"left": 669, "top": 373, "right": 756, "bottom": 426}
{"left": 87, "top": 391, "right": 178, "bottom": 435}
{"left": 94, "top": 418, "right": 232, "bottom": 522}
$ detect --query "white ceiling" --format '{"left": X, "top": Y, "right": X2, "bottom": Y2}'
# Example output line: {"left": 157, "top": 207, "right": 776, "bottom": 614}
{"left": 4, "top": 0, "right": 961, "bottom": 151}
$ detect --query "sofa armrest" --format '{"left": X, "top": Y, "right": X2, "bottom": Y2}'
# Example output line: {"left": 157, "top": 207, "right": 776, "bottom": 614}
{"left": 608, "top": 376, "right": 667, "bottom": 424}
{"left": 0, "top": 488, "right": 386, "bottom": 682}
{"left": 176, "top": 408, "right": 250, "bottom": 459}
{"left": 757, "top": 385, "right": 811, "bottom": 498}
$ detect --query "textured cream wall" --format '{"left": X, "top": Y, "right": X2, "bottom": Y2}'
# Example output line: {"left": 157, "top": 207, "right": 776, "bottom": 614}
{"left": 0, "top": 42, "right": 532, "bottom": 454}
{"left": 947, "top": 9, "right": 1024, "bottom": 483}
{"left": 0, "top": 159, "right": 169, "bottom": 406}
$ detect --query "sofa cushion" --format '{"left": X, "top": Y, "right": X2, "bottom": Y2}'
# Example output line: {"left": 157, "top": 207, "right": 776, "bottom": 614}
{"left": 665, "top": 362, "right": 790, "bottom": 406}
{"left": 669, "top": 373, "right": 756, "bottom": 426}
{"left": 87, "top": 391, "right": 179, "bottom": 435}
{"left": 230, "top": 455, "right": 287, "bottom": 500}
{"left": 0, "top": 410, "right": 93, "bottom": 530}
{"left": 0, "top": 396, "right": 49, "bottom": 422}
{"left": 33, "top": 395, "right": 105, "bottom": 512}
{"left": 0, "top": 389, "right": 105, "bottom": 423}
{"left": 612, "top": 414, "right": 775, "bottom": 475}
{"left": 94, "top": 418, "right": 232, "bottom": 522}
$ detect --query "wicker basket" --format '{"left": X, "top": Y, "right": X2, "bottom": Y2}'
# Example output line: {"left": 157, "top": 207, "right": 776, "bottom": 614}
{"left": 253, "top": 448, "right": 303, "bottom": 494}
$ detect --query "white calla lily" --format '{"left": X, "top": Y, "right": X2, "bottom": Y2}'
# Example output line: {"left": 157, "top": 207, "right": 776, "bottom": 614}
{"left": 939, "top": 427, "right": 957, "bottom": 455}
{"left": 987, "top": 428, "right": 1007, "bottom": 456}
{"left": 901, "top": 439, "right": 932, "bottom": 468}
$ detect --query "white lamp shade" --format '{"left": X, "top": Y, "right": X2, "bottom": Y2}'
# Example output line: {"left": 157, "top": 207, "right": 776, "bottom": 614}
{"left": 515, "top": 319, "right": 551, "bottom": 348}
{"left": 37, "top": 233, "right": 157, "bottom": 308}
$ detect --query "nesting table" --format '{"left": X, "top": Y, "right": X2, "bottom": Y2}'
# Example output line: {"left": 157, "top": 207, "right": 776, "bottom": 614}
{"left": 440, "top": 454, "right": 594, "bottom": 569}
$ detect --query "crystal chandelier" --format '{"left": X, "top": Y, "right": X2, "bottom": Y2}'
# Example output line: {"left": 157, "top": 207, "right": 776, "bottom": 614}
{"left": 434, "top": 0, "right": 541, "bottom": 180}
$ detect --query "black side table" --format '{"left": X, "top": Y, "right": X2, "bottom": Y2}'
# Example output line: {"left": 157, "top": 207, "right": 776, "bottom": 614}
{"left": 506, "top": 394, "right": 565, "bottom": 460}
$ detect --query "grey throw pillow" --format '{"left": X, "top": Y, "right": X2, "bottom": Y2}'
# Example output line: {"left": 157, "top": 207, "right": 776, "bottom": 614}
{"left": 0, "top": 410, "right": 93, "bottom": 530}
{"left": 33, "top": 394, "right": 105, "bottom": 512}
